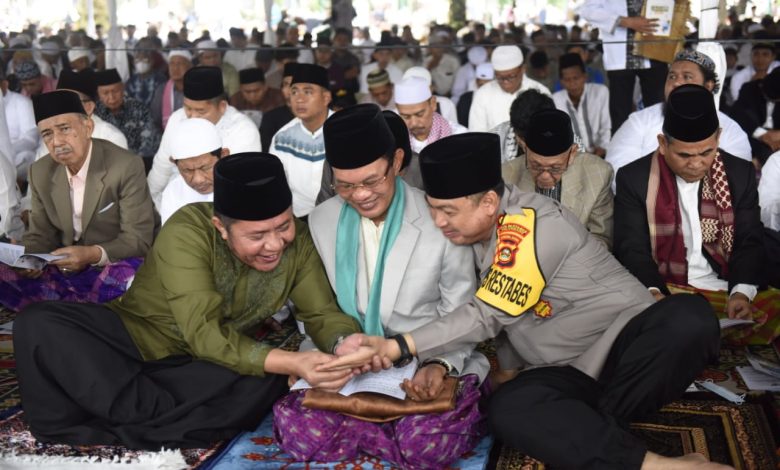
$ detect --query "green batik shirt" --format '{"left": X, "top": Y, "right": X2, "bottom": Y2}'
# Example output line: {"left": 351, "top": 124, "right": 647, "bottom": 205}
{"left": 108, "top": 202, "right": 361, "bottom": 376}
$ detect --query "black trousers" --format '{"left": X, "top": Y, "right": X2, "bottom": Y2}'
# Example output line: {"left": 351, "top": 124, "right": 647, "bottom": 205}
{"left": 607, "top": 60, "right": 669, "bottom": 133}
{"left": 13, "top": 301, "right": 288, "bottom": 450}
{"left": 487, "top": 294, "right": 720, "bottom": 470}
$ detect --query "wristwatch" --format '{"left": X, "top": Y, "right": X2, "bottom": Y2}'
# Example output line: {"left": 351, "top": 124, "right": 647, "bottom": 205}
{"left": 391, "top": 334, "right": 414, "bottom": 368}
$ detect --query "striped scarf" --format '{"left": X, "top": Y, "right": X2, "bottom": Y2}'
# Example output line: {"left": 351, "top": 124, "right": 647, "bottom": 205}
{"left": 647, "top": 151, "right": 734, "bottom": 285}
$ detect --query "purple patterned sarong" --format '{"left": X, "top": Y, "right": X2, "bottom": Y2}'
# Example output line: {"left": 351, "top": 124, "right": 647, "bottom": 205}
{"left": 273, "top": 374, "right": 485, "bottom": 469}
{"left": 0, "top": 258, "right": 143, "bottom": 312}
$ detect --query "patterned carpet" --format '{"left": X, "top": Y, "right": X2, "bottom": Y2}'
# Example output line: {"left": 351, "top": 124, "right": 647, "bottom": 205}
{"left": 0, "top": 306, "right": 778, "bottom": 469}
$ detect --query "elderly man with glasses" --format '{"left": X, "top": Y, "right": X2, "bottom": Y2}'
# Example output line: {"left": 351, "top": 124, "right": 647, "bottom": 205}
{"left": 502, "top": 109, "right": 614, "bottom": 248}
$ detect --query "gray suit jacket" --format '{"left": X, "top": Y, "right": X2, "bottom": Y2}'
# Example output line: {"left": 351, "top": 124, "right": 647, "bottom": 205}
{"left": 502, "top": 152, "right": 614, "bottom": 248}
{"left": 309, "top": 180, "right": 488, "bottom": 379}
{"left": 24, "top": 138, "right": 157, "bottom": 260}
{"left": 409, "top": 185, "right": 654, "bottom": 380}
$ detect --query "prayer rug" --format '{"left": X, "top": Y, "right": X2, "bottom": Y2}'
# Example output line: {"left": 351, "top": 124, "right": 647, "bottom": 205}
{"left": 487, "top": 399, "right": 778, "bottom": 469}
{"left": 201, "top": 412, "right": 494, "bottom": 470}
{"left": 0, "top": 409, "right": 223, "bottom": 469}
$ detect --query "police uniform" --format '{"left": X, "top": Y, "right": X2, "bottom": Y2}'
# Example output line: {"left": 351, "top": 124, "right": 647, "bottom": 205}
{"left": 406, "top": 126, "right": 720, "bottom": 469}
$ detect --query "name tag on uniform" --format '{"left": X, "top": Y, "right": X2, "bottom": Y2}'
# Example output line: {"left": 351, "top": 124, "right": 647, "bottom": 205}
{"left": 476, "top": 209, "right": 546, "bottom": 316}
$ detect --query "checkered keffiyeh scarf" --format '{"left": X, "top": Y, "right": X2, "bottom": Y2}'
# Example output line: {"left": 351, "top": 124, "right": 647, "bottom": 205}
{"left": 426, "top": 112, "right": 454, "bottom": 143}
{"left": 647, "top": 151, "right": 734, "bottom": 285}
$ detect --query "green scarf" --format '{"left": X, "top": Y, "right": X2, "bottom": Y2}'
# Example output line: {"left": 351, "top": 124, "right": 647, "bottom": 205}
{"left": 335, "top": 177, "right": 405, "bottom": 336}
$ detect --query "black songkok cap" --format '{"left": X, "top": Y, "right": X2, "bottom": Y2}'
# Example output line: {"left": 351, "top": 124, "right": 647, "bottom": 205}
{"left": 283, "top": 62, "right": 300, "bottom": 78}
{"left": 525, "top": 109, "right": 574, "bottom": 157}
{"left": 324, "top": 104, "right": 394, "bottom": 169}
{"left": 239, "top": 67, "right": 265, "bottom": 84}
{"left": 420, "top": 133, "right": 502, "bottom": 199}
{"left": 33, "top": 90, "right": 87, "bottom": 123}
{"left": 663, "top": 84, "right": 719, "bottom": 143}
{"left": 57, "top": 68, "right": 97, "bottom": 100}
{"left": 558, "top": 52, "right": 585, "bottom": 72}
{"left": 761, "top": 67, "right": 780, "bottom": 101}
{"left": 95, "top": 68, "right": 122, "bottom": 87}
{"left": 183, "top": 66, "right": 224, "bottom": 100}
{"left": 291, "top": 63, "right": 329, "bottom": 89}
{"left": 229, "top": 27, "right": 246, "bottom": 38}
{"left": 213, "top": 152, "right": 292, "bottom": 221}
{"left": 382, "top": 110, "right": 413, "bottom": 170}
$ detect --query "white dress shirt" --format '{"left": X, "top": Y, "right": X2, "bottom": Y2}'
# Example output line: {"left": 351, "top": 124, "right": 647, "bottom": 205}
{"left": 435, "top": 95, "right": 458, "bottom": 123}
{"left": 426, "top": 53, "right": 461, "bottom": 96}
{"left": 360, "top": 216, "right": 384, "bottom": 289}
{"left": 729, "top": 61, "right": 780, "bottom": 101}
{"left": 2, "top": 90, "right": 39, "bottom": 179}
{"left": 223, "top": 48, "right": 259, "bottom": 72}
{"left": 676, "top": 176, "right": 757, "bottom": 300}
{"left": 159, "top": 175, "right": 213, "bottom": 225}
{"left": 759, "top": 151, "right": 780, "bottom": 231}
{"left": 451, "top": 62, "right": 477, "bottom": 104}
{"left": 468, "top": 77, "right": 551, "bottom": 132}
{"left": 607, "top": 103, "right": 752, "bottom": 189}
{"left": 553, "top": 83, "right": 611, "bottom": 153}
{"left": 0, "top": 92, "right": 23, "bottom": 240}
{"left": 147, "top": 106, "right": 261, "bottom": 208}
{"left": 578, "top": 0, "right": 650, "bottom": 71}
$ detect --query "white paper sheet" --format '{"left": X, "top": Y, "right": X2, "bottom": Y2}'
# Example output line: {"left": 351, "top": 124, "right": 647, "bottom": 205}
{"left": 290, "top": 358, "right": 418, "bottom": 400}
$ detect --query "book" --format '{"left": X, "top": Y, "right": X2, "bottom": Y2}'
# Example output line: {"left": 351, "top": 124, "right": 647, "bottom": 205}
{"left": 645, "top": 0, "right": 675, "bottom": 37}
{"left": 719, "top": 318, "right": 755, "bottom": 329}
{"left": 736, "top": 366, "right": 780, "bottom": 392}
{"left": 745, "top": 351, "right": 780, "bottom": 379}
{"left": 0, "top": 242, "right": 64, "bottom": 270}
{"left": 290, "top": 358, "right": 419, "bottom": 400}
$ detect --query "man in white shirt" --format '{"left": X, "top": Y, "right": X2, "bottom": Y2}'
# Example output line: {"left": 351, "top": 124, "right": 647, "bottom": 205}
{"left": 0, "top": 92, "right": 23, "bottom": 242}
{"left": 395, "top": 77, "right": 466, "bottom": 154}
{"left": 403, "top": 66, "right": 458, "bottom": 123}
{"left": 223, "top": 28, "right": 258, "bottom": 72}
{"left": 424, "top": 33, "right": 461, "bottom": 97}
{"left": 270, "top": 64, "right": 332, "bottom": 217}
{"left": 159, "top": 118, "right": 228, "bottom": 224}
{"left": 1, "top": 68, "right": 39, "bottom": 180}
{"left": 607, "top": 50, "right": 751, "bottom": 187}
{"left": 451, "top": 46, "right": 487, "bottom": 105}
{"left": 729, "top": 42, "right": 780, "bottom": 102}
{"left": 553, "top": 53, "right": 610, "bottom": 157}
{"left": 615, "top": 84, "right": 776, "bottom": 344}
{"left": 469, "top": 45, "right": 551, "bottom": 132}
{"left": 147, "top": 66, "right": 261, "bottom": 208}
{"left": 759, "top": 151, "right": 780, "bottom": 231}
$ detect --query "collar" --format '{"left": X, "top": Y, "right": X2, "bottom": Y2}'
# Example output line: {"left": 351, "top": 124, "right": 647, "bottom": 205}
{"left": 66, "top": 141, "right": 93, "bottom": 181}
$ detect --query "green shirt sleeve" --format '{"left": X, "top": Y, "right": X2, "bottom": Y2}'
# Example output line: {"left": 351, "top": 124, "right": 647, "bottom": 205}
{"left": 153, "top": 213, "right": 273, "bottom": 376}
{"left": 288, "top": 221, "right": 362, "bottom": 352}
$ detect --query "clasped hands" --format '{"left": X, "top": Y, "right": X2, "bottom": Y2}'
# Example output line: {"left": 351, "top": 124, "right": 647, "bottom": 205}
{"left": 301, "top": 334, "right": 446, "bottom": 401}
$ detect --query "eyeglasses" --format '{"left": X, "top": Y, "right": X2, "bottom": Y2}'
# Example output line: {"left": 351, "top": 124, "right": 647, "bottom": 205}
{"left": 495, "top": 70, "right": 522, "bottom": 83}
{"left": 525, "top": 152, "right": 571, "bottom": 176}
{"left": 330, "top": 163, "right": 392, "bottom": 193}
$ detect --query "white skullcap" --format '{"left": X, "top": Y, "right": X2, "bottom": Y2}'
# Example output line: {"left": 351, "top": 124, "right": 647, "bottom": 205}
{"left": 8, "top": 34, "right": 31, "bottom": 48}
{"left": 170, "top": 118, "right": 222, "bottom": 160}
{"left": 491, "top": 45, "right": 524, "bottom": 71}
{"left": 475, "top": 62, "right": 494, "bottom": 80}
{"left": 167, "top": 49, "right": 193, "bottom": 62}
{"left": 467, "top": 46, "right": 488, "bottom": 66}
{"left": 67, "top": 47, "right": 90, "bottom": 63}
{"left": 195, "top": 40, "right": 218, "bottom": 52}
{"left": 40, "top": 41, "right": 60, "bottom": 56}
{"left": 394, "top": 76, "right": 432, "bottom": 105}
{"left": 403, "top": 66, "right": 432, "bottom": 86}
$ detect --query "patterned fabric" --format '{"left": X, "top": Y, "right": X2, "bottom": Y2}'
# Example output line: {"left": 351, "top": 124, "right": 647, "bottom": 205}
{"left": 625, "top": 0, "right": 647, "bottom": 70}
{"left": 273, "top": 125, "right": 327, "bottom": 162}
{"left": 95, "top": 96, "right": 162, "bottom": 158}
{"left": 0, "top": 258, "right": 142, "bottom": 312}
{"left": 125, "top": 72, "right": 166, "bottom": 108}
{"left": 667, "top": 284, "right": 780, "bottom": 345}
{"left": 420, "top": 112, "right": 454, "bottom": 147}
{"left": 536, "top": 181, "right": 562, "bottom": 203}
{"left": 272, "top": 375, "right": 486, "bottom": 469}
{"left": 699, "top": 155, "right": 735, "bottom": 275}
{"left": 14, "top": 61, "right": 40, "bottom": 80}
{"left": 647, "top": 151, "right": 734, "bottom": 285}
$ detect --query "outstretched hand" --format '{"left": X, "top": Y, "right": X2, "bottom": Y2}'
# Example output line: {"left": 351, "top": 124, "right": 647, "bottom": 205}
{"left": 320, "top": 334, "right": 391, "bottom": 372}
{"left": 296, "top": 350, "right": 355, "bottom": 392}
